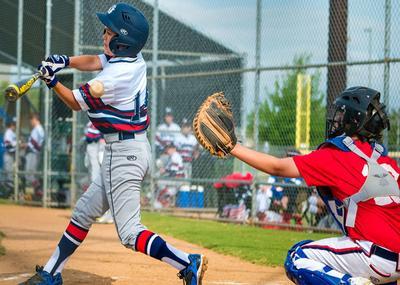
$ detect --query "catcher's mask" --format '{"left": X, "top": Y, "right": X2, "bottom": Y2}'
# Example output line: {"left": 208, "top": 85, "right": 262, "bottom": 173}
{"left": 326, "top": 86, "right": 390, "bottom": 141}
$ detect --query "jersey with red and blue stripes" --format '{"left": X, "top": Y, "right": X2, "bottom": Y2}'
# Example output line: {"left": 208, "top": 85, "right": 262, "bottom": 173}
{"left": 73, "top": 53, "right": 149, "bottom": 134}
{"left": 84, "top": 122, "right": 103, "bottom": 143}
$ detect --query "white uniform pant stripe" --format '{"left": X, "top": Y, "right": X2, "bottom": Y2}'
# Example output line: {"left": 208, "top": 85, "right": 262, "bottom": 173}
{"left": 301, "top": 236, "right": 400, "bottom": 284}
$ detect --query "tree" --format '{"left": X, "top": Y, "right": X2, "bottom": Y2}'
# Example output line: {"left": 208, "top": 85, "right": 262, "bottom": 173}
{"left": 388, "top": 109, "right": 400, "bottom": 151}
{"left": 247, "top": 55, "right": 326, "bottom": 149}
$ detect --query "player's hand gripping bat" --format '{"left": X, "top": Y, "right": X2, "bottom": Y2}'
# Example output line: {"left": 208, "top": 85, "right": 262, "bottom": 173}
{"left": 4, "top": 70, "right": 44, "bottom": 102}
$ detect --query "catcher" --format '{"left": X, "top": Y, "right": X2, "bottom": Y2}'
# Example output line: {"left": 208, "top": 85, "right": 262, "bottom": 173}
{"left": 193, "top": 88, "right": 400, "bottom": 285}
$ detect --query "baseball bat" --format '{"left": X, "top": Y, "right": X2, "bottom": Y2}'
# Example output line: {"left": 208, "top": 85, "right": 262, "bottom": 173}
{"left": 4, "top": 70, "right": 43, "bottom": 102}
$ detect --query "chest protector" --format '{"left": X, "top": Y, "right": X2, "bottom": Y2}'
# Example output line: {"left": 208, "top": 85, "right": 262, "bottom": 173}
{"left": 317, "top": 136, "right": 400, "bottom": 232}
{"left": 341, "top": 136, "right": 399, "bottom": 227}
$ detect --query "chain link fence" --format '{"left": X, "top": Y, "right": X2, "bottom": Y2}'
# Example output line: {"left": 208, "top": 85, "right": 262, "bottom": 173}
{"left": 0, "top": 0, "right": 399, "bottom": 231}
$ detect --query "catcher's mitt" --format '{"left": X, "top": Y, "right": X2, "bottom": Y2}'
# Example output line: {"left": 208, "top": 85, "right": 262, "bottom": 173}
{"left": 193, "top": 92, "right": 237, "bottom": 158}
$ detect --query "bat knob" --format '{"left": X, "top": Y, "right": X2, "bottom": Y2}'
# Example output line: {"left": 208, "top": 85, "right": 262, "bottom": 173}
{"left": 4, "top": 85, "right": 19, "bottom": 102}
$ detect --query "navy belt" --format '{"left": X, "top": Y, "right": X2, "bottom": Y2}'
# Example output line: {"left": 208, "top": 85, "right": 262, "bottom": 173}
{"left": 371, "top": 244, "right": 399, "bottom": 262}
{"left": 118, "top": 132, "right": 135, "bottom": 140}
{"left": 103, "top": 131, "right": 145, "bottom": 144}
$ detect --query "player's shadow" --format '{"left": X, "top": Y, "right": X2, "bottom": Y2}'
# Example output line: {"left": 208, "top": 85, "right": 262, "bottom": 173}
{"left": 63, "top": 269, "right": 115, "bottom": 284}
{"left": 0, "top": 270, "right": 114, "bottom": 285}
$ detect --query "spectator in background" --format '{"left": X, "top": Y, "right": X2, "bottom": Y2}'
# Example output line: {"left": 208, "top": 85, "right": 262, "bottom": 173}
{"left": 156, "top": 107, "right": 181, "bottom": 156}
{"left": 155, "top": 143, "right": 184, "bottom": 208}
{"left": 82, "top": 122, "right": 112, "bottom": 224}
{"left": 161, "top": 143, "right": 184, "bottom": 179}
{"left": 267, "top": 176, "right": 288, "bottom": 214}
{"left": 175, "top": 119, "right": 199, "bottom": 179}
{"left": 3, "top": 118, "right": 17, "bottom": 185}
{"left": 281, "top": 150, "right": 304, "bottom": 224}
{"left": 282, "top": 177, "right": 303, "bottom": 224}
{"left": 255, "top": 183, "right": 273, "bottom": 221}
{"left": 255, "top": 181, "right": 284, "bottom": 223}
{"left": 304, "top": 188, "right": 326, "bottom": 226}
{"left": 24, "top": 113, "right": 45, "bottom": 193}
{"left": 84, "top": 122, "right": 105, "bottom": 182}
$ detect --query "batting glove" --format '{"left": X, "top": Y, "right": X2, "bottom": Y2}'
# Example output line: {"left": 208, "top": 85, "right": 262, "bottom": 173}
{"left": 38, "top": 64, "right": 59, "bottom": 89}
{"left": 44, "top": 54, "right": 70, "bottom": 73}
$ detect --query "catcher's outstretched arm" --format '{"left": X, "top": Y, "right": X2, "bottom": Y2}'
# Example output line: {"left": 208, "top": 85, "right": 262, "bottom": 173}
{"left": 230, "top": 144, "right": 301, "bottom": 178}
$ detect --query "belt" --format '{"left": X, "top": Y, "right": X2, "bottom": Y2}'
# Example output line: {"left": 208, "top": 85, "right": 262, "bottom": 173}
{"left": 103, "top": 131, "right": 146, "bottom": 144}
{"left": 371, "top": 244, "right": 399, "bottom": 262}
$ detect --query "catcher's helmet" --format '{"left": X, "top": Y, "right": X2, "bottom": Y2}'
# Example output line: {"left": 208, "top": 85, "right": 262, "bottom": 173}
{"left": 97, "top": 3, "right": 149, "bottom": 57}
{"left": 327, "top": 86, "right": 390, "bottom": 141}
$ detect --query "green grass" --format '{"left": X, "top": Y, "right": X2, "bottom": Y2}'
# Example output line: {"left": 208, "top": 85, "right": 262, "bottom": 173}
{"left": 142, "top": 212, "right": 337, "bottom": 266}
{"left": 0, "top": 199, "right": 13, "bottom": 205}
{"left": 0, "top": 231, "right": 5, "bottom": 256}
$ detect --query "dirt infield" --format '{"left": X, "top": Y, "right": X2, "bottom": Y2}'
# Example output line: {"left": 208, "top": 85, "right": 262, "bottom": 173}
{"left": 0, "top": 205, "right": 290, "bottom": 285}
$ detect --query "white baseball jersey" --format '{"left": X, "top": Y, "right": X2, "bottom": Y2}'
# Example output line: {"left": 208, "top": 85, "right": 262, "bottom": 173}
{"left": 175, "top": 133, "right": 198, "bottom": 162}
{"left": 165, "top": 151, "right": 184, "bottom": 178}
{"left": 28, "top": 124, "right": 45, "bottom": 153}
{"left": 156, "top": 123, "right": 180, "bottom": 149}
{"left": 73, "top": 53, "right": 149, "bottom": 133}
{"left": 3, "top": 127, "right": 17, "bottom": 153}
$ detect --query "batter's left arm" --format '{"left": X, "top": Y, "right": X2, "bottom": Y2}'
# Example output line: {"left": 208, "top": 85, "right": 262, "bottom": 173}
{"left": 69, "top": 55, "right": 103, "bottom": 71}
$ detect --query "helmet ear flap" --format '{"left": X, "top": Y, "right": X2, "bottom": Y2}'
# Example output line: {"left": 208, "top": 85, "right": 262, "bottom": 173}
{"left": 109, "top": 35, "right": 130, "bottom": 55}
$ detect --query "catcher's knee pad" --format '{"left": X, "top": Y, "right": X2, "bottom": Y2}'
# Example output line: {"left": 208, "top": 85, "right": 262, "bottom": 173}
{"left": 284, "top": 239, "right": 350, "bottom": 285}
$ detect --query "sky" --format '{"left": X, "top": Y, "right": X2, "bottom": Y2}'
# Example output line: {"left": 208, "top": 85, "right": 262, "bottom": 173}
{"left": 143, "top": 0, "right": 400, "bottom": 114}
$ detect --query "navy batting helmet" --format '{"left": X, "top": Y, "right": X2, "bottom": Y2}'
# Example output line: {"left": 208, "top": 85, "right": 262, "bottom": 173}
{"left": 327, "top": 86, "right": 390, "bottom": 141}
{"left": 97, "top": 3, "right": 149, "bottom": 57}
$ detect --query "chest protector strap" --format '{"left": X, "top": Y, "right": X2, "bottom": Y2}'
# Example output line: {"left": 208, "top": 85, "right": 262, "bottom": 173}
{"left": 342, "top": 136, "right": 399, "bottom": 227}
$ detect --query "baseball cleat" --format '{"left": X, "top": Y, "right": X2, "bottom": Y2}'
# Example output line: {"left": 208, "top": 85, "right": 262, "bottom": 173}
{"left": 19, "top": 265, "right": 63, "bottom": 285}
{"left": 177, "top": 254, "right": 208, "bottom": 285}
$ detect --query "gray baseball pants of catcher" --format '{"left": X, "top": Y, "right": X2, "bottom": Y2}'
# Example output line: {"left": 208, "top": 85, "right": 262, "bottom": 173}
{"left": 72, "top": 132, "right": 150, "bottom": 248}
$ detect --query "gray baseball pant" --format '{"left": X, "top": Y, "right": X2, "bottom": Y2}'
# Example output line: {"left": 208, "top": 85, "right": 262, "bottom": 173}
{"left": 72, "top": 132, "right": 150, "bottom": 248}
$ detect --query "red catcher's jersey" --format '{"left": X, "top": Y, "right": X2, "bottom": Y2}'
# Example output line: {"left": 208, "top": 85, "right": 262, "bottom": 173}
{"left": 293, "top": 140, "right": 400, "bottom": 253}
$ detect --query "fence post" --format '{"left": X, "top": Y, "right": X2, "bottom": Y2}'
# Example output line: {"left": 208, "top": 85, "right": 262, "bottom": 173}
{"left": 42, "top": 0, "right": 53, "bottom": 207}
{"left": 14, "top": 0, "right": 24, "bottom": 203}
{"left": 150, "top": 0, "right": 159, "bottom": 210}
{"left": 383, "top": 0, "right": 391, "bottom": 147}
{"left": 70, "top": 0, "right": 82, "bottom": 207}
{"left": 251, "top": 0, "right": 262, "bottom": 220}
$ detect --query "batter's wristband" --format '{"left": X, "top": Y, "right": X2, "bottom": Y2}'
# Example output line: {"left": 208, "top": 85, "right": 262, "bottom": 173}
{"left": 64, "top": 56, "right": 70, "bottom": 67}
{"left": 46, "top": 76, "right": 59, "bottom": 89}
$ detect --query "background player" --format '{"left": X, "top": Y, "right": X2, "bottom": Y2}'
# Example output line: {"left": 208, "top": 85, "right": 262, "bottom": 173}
{"left": 227, "top": 87, "right": 399, "bottom": 285}
{"left": 83, "top": 121, "right": 104, "bottom": 182}
{"left": 175, "top": 119, "right": 199, "bottom": 180}
{"left": 23, "top": 113, "right": 45, "bottom": 194}
{"left": 2, "top": 118, "right": 17, "bottom": 185}
{"left": 156, "top": 107, "right": 181, "bottom": 155}
{"left": 20, "top": 3, "right": 206, "bottom": 285}
{"left": 82, "top": 122, "right": 112, "bottom": 224}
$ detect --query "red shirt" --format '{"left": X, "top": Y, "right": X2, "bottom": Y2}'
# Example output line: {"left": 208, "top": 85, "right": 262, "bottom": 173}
{"left": 293, "top": 140, "right": 400, "bottom": 253}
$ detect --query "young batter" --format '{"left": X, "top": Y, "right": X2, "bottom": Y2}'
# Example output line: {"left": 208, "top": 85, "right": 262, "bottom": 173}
{"left": 20, "top": 3, "right": 207, "bottom": 285}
